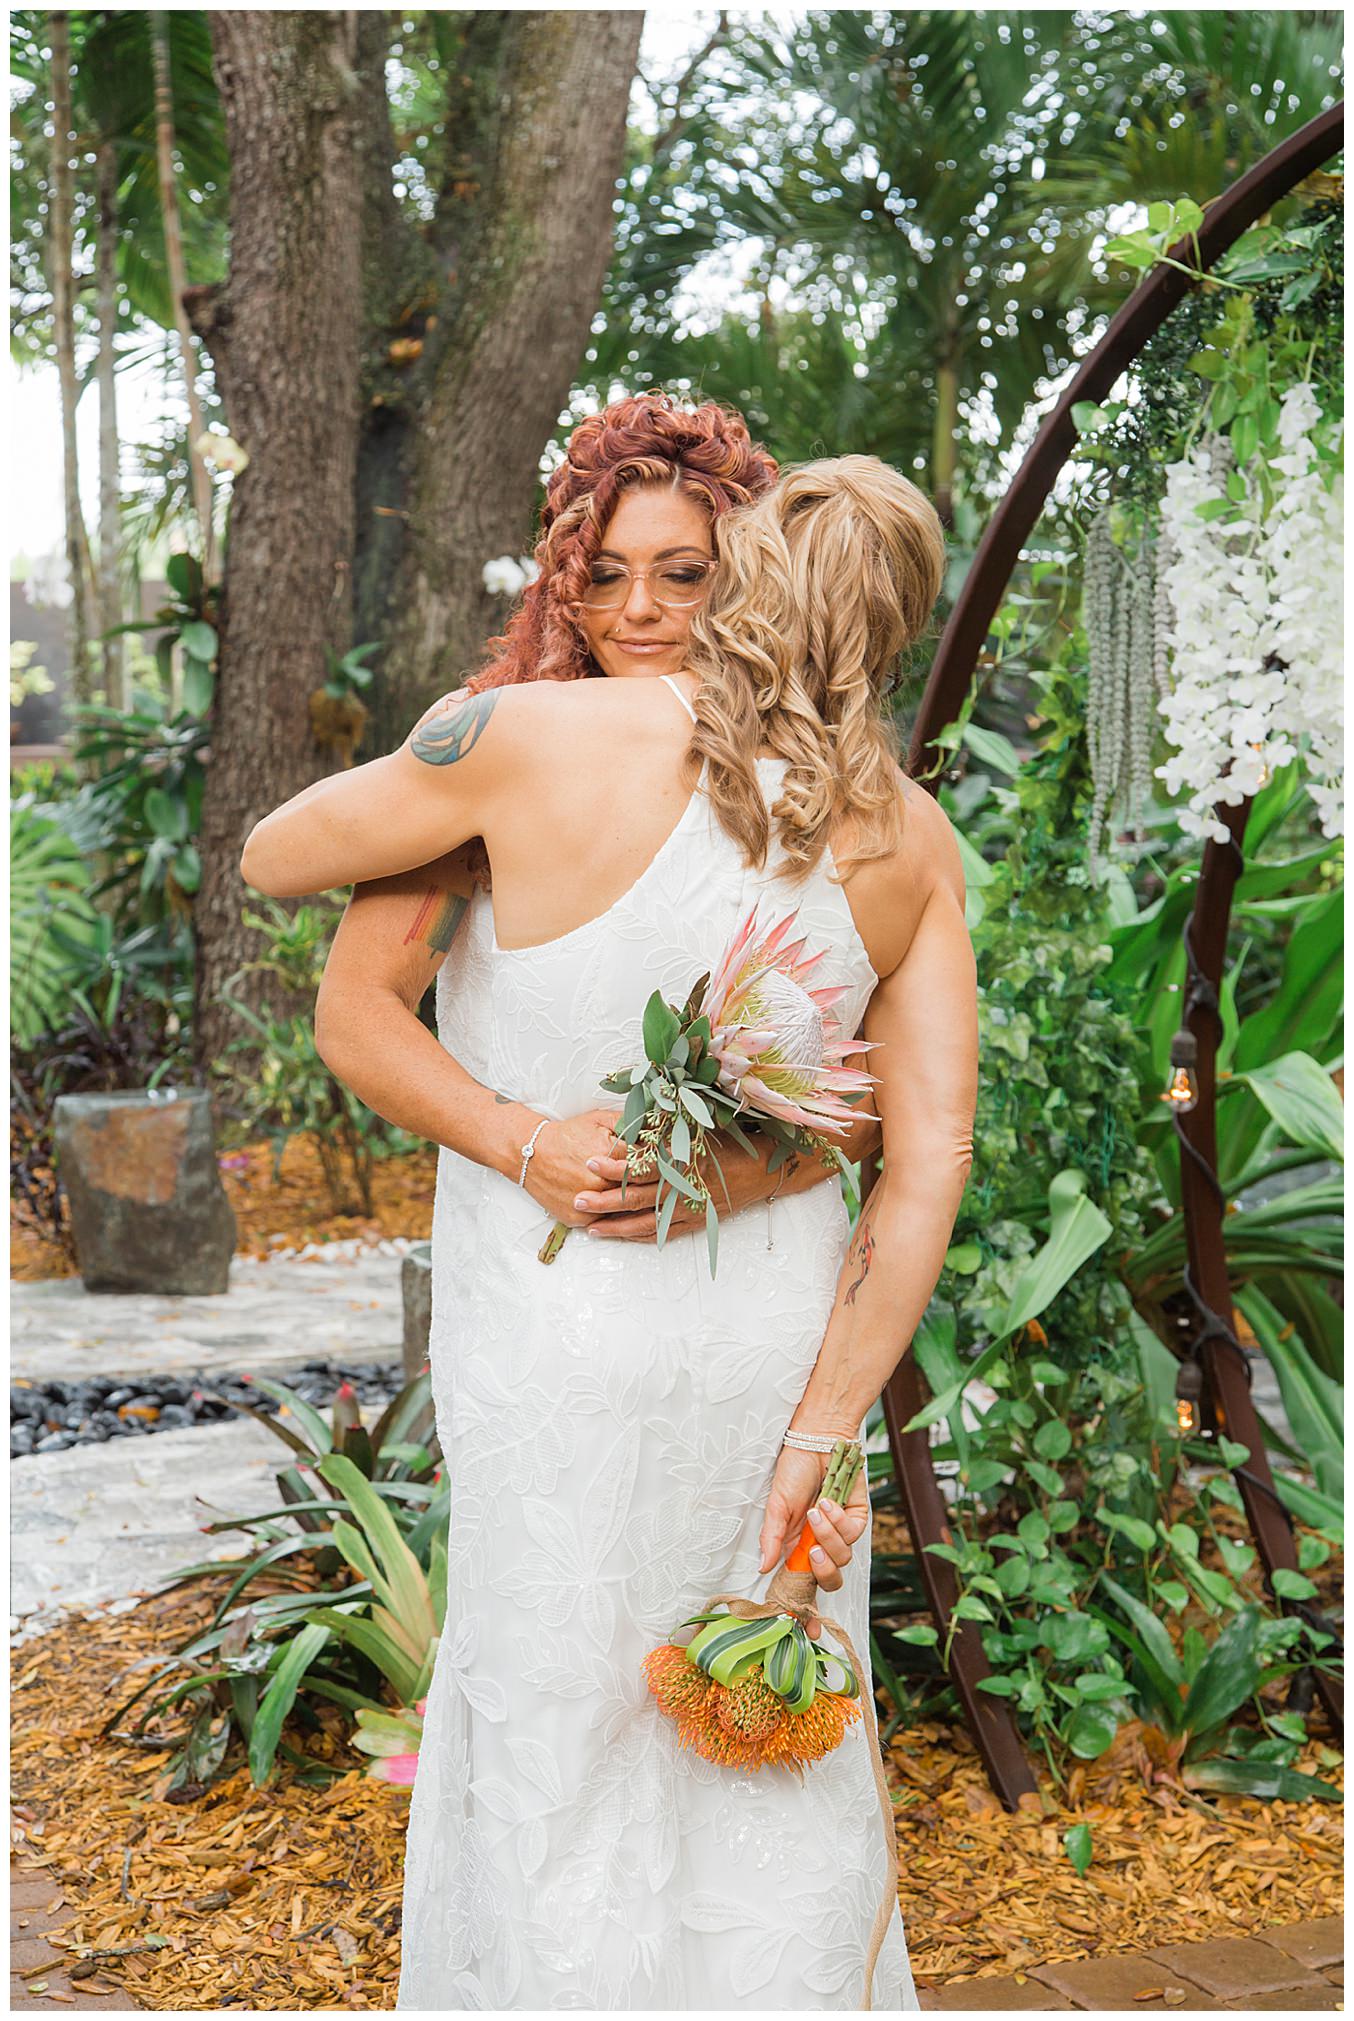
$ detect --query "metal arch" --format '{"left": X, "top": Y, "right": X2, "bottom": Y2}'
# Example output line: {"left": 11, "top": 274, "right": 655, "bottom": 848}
{"left": 872, "top": 103, "right": 1346, "bottom": 1806}
{"left": 907, "top": 101, "right": 1344, "bottom": 780}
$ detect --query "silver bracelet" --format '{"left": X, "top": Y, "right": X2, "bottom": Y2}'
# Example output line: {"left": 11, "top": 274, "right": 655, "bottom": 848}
{"left": 517, "top": 1117, "right": 550, "bottom": 1189}
{"left": 781, "top": 1429, "right": 844, "bottom": 1454}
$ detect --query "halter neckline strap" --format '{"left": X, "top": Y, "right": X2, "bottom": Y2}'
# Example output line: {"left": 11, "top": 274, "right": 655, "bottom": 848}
{"left": 658, "top": 672, "right": 699, "bottom": 725}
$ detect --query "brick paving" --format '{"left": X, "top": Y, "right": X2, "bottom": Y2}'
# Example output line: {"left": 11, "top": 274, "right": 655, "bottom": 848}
{"left": 9, "top": 1858, "right": 129, "bottom": 2009}
{"left": 11, "top": 1854, "right": 1341, "bottom": 2015}
{"left": 917, "top": 1918, "right": 1345, "bottom": 2011}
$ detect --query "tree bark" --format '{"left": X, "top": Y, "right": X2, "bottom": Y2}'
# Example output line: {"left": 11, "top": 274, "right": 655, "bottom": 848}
{"left": 355, "top": 9, "right": 645, "bottom": 747}
{"left": 151, "top": 10, "right": 217, "bottom": 582}
{"left": 48, "top": 10, "right": 96, "bottom": 706}
{"left": 188, "top": 10, "right": 364, "bottom": 1071}
{"left": 95, "top": 140, "right": 124, "bottom": 709}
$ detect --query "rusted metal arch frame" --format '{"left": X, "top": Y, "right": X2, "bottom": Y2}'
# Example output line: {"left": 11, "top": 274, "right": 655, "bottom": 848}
{"left": 871, "top": 104, "right": 1346, "bottom": 1807}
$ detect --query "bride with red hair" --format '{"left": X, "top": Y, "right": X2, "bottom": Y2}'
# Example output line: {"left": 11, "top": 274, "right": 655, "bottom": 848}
{"left": 315, "top": 392, "right": 880, "bottom": 1251}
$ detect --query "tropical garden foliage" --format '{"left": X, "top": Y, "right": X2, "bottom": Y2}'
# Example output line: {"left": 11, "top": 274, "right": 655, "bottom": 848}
{"left": 9, "top": 11, "right": 1343, "bottom": 1833}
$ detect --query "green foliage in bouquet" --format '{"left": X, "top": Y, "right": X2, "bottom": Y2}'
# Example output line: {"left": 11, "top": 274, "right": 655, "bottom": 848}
{"left": 599, "top": 970, "right": 850, "bottom": 1273}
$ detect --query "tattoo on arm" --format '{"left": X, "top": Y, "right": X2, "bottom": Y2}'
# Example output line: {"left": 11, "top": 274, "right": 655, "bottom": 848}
{"left": 843, "top": 1213, "right": 875, "bottom": 1307}
{"left": 410, "top": 690, "right": 499, "bottom": 766}
{"left": 404, "top": 887, "right": 469, "bottom": 957}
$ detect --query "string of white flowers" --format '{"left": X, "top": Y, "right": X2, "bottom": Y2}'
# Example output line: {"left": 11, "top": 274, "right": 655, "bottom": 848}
{"left": 1155, "top": 385, "right": 1343, "bottom": 843}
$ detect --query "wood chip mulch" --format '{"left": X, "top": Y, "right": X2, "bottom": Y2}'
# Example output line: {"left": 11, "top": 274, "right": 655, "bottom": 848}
{"left": 10, "top": 1139, "right": 439, "bottom": 1282}
{"left": 11, "top": 1564, "right": 1344, "bottom": 2009}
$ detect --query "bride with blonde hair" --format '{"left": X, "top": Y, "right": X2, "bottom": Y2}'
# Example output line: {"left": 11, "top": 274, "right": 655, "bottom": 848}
{"left": 244, "top": 453, "right": 976, "bottom": 2011}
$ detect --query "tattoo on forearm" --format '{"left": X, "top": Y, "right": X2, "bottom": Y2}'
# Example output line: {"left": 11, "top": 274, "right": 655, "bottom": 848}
{"left": 410, "top": 690, "right": 499, "bottom": 766}
{"left": 843, "top": 1213, "right": 875, "bottom": 1307}
{"left": 404, "top": 887, "right": 469, "bottom": 956}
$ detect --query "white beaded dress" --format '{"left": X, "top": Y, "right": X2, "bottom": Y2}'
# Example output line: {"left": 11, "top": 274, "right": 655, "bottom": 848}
{"left": 398, "top": 677, "right": 918, "bottom": 2010}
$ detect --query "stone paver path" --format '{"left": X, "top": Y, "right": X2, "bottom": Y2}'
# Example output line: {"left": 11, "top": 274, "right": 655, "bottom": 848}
{"left": 11, "top": 1404, "right": 389, "bottom": 1636}
{"left": 917, "top": 1917, "right": 1343, "bottom": 2010}
{"left": 11, "top": 1243, "right": 407, "bottom": 1637}
{"left": 11, "top": 1242, "right": 408, "bottom": 1386}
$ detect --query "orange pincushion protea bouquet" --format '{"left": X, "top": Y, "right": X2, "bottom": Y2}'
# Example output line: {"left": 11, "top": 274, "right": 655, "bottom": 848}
{"left": 643, "top": 1437, "right": 867, "bottom": 1776}
{"left": 539, "top": 903, "right": 877, "bottom": 1270}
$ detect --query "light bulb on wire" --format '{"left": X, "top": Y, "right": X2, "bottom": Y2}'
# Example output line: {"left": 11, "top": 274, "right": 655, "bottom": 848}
{"left": 1160, "top": 1030, "right": 1199, "bottom": 1114}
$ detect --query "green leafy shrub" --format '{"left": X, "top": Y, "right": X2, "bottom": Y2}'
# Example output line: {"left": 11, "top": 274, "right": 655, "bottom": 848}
{"left": 222, "top": 895, "right": 415, "bottom": 1216}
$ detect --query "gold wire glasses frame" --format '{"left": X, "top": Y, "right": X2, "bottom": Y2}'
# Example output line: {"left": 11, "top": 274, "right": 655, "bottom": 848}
{"left": 580, "top": 560, "right": 717, "bottom": 609}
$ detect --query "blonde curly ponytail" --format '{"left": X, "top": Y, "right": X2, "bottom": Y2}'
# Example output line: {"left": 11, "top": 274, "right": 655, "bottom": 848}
{"left": 685, "top": 456, "right": 946, "bottom": 883}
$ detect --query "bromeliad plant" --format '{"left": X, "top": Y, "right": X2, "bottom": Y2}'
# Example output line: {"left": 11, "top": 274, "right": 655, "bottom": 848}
{"left": 103, "top": 1371, "right": 447, "bottom": 1794}
{"left": 539, "top": 904, "right": 876, "bottom": 1271}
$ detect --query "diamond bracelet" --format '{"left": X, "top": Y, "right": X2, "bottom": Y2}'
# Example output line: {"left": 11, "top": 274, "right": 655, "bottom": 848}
{"left": 781, "top": 1429, "right": 848, "bottom": 1454}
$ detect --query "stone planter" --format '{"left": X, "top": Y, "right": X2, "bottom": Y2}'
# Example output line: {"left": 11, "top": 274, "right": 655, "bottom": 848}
{"left": 52, "top": 1089, "right": 236, "bottom": 1296}
{"left": 402, "top": 1240, "right": 433, "bottom": 1382}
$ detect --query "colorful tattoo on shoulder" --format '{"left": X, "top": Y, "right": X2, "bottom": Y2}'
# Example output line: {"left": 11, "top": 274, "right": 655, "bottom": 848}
{"left": 410, "top": 690, "right": 498, "bottom": 766}
{"left": 843, "top": 1213, "right": 875, "bottom": 1308}
{"left": 404, "top": 887, "right": 469, "bottom": 957}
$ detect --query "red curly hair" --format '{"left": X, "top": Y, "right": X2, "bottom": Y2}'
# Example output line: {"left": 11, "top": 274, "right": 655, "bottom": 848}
{"left": 463, "top": 392, "right": 778, "bottom": 693}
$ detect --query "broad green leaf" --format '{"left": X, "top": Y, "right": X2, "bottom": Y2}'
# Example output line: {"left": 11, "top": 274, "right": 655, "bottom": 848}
{"left": 1229, "top": 1052, "right": 1344, "bottom": 1163}
{"left": 1236, "top": 1286, "right": 1342, "bottom": 1503}
{"left": 1183, "top": 1758, "right": 1342, "bottom": 1804}
{"left": 1065, "top": 1706, "right": 1118, "bottom": 1760}
{"left": 1180, "top": 1611, "right": 1261, "bottom": 1741}
{"left": 642, "top": 992, "right": 680, "bottom": 1068}
{"left": 248, "top": 1621, "right": 331, "bottom": 1786}
{"left": 1063, "top": 1823, "right": 1093, "bottom": 1877}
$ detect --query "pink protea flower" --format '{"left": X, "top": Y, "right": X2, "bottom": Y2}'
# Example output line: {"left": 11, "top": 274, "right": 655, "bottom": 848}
{"left": 703, "top": 905, "right": 878, "bottom": 1134}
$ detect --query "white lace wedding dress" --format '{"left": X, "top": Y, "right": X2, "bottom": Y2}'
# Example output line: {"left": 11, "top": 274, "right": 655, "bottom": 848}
{"left": 398, "top": 679, "right": 918, "bottom": 2010}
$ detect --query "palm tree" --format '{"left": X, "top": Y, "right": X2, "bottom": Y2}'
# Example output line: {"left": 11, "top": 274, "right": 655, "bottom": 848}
{"left": 591, "top": 10, "right": 1342, "bottom": 522}
{"left": 94, "top": 136, "right": 124, "bottom": 707}
{"left": 149, "top": 10, "right": 215, "bottom": 579}
{"left": 46, "top": 9, "right": 97, "bottom": 699}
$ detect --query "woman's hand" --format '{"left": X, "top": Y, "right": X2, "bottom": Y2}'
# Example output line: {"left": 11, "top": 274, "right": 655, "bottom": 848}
{"left": 519, "top": 1109, "right": 628, "bottom": 1227}
{"left": 757, "top": 1442, "right": 869, "bottom": 1642}
{"left": 577, "top": 1135, "right": 810, "bottom": 1242}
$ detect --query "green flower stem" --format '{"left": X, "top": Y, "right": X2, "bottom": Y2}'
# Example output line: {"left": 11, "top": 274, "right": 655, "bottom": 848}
{"left": 538, "top": 1221, "right": 570, "bottom": 1265}
{"left": 816, "top": 1438, "right": 864, "bottom": 1514}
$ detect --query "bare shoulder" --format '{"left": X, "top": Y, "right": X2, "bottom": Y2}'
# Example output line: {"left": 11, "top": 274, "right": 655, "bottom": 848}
{"left": 896, "top": 770, "right": 965, "bottom": 905}
{"left": 405, "top": 679, "right": 562, "bottom": 769}
{"left": 837, "top": 765, "right": 968, "bottom": 980}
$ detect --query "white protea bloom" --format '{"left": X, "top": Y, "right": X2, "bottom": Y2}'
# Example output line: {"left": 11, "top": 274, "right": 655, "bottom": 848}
{"left": 703, "top": 906, "right": 878, "bottom": 1133}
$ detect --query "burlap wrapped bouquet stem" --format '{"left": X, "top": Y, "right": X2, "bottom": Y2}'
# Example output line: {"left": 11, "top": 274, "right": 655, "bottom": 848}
{"left": 700, "top": 1560, "right": 899, "bottom": 2012}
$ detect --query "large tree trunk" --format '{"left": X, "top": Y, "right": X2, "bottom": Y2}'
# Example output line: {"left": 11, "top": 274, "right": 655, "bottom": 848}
{"left": 48, "top": 11, "right": 96, "bottom": 707}
{"left": 151, "top": 10, "right": 217, "bottom": 582}
{"left": 95, "top": 140, "right": 124, "bottom": 709}
{"left": 355, "top": 10, "right": 644, "bottom": 747}
{"left": 187, "top": 11, "right": 364, "bottom": 1071}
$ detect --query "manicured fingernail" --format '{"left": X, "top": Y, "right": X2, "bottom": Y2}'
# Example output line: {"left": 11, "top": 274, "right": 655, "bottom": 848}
{"left": 586, "top": 1160, "right": 601, "bottom": 1173}
{"left": 573, "top": 1195, "right": 589, "bottom": 1211}
{"left": 819, "top": 1498, "right": 839, "bottom": 1518}
{"left": 810, "top": 1546, "right": 827, "bottom": 1563}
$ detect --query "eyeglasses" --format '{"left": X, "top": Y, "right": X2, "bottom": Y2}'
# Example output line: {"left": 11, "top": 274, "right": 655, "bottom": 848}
{"left": 581, "top": 560, "right": 716, "bottom": 610}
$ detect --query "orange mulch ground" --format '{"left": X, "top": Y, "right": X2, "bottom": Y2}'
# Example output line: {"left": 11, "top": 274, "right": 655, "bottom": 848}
{"left": 10, "top": 1560, "right": 1343, "bottom": 2010}
{"left": 10, "top": 1139, "right": 439, "bottom": 1282}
